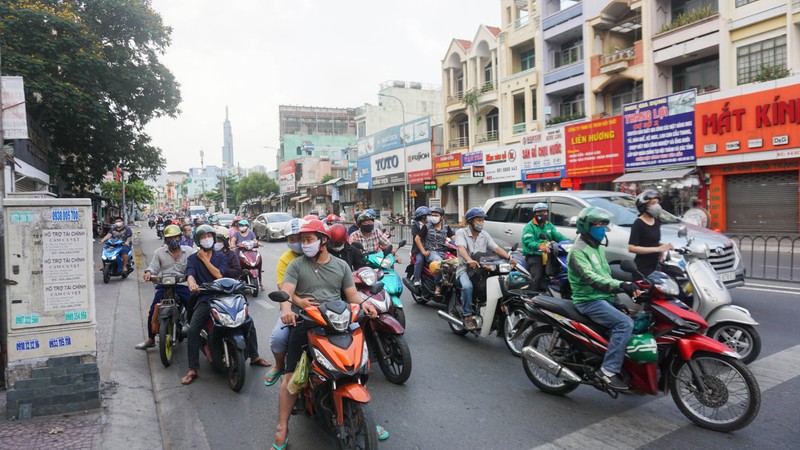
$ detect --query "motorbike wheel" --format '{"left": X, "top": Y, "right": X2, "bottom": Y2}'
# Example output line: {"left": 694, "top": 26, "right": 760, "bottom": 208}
{"left": 522, "top": 326, "right": 580, "bottom": 395}
{"left": 102, "top": 265, "right": 111, "bottom": 284}
{"left": 377, "top": 334, "right": 412, "bottom": 385}
{"left": 226, "top": 345, "right": 246, "bottom": 392}
{"left": 446, "top": 292, "right": 468, "bottom": 336}
{"left": 121, "top": 265, "right": 131, "bottom": 279}
{"left": 707, "top": 323, "right": 761, "bottom": 365}
{"left": 337, "top": 400, "right": 378, "bottom": 450}
{"left": 390, "top": 307, "right": 406, "bottom": 328}
{"left": 159, "top": 318, "right": 174, "bottom": 367}
{"left": 503, "top": 306, "right": 531, "bottom": 358}
{"left": 669, "top": 352, "right": 761, "bottom": 432}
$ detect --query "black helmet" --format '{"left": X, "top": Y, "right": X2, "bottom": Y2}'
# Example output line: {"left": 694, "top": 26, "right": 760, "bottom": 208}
{"left": 636, "top": 190, "right": 662, "bottom": 214}
{"left": 356, "top": 212, "right": 375, "bottom": 225}
{"left": 430, "top": 207, "right": 445, "bottom": 216}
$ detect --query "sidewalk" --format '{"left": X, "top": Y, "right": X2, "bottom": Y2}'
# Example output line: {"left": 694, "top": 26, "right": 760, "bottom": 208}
{"left": 0, "top": 228, "right": 162, "bottom": 449}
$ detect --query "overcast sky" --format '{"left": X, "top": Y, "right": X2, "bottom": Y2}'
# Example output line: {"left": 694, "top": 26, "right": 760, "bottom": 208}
{"left": 145, "top": 0, "right": 499, "bottom": 173}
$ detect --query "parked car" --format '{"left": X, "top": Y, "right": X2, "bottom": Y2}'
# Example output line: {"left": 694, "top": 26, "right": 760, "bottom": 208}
{"left": 253, "top": 212, "right": 295, "bottom": 241}
{"left": 482, "top": 190, "right": 744, "bottom": 288}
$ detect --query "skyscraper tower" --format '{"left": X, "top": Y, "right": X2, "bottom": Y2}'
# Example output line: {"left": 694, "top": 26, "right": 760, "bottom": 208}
{"left": 222, "top": 106, "right": 234, "bottom": 170}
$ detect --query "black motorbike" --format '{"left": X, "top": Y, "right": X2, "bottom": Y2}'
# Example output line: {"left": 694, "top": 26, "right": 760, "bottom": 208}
{"left": 156, "top": 222, "right": 165, "bottom": 238}
{"left": 150, "top": 274, "right": 187, "bottom": 367}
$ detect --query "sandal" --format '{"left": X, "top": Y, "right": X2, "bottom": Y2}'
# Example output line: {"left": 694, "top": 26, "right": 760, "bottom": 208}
{"left": 376, "top": 425, "right": 389, "bottom": 441}
{"left": 181, "top": 370, "right": 198, "bottom": 385}
{"left": 272, "top": 436, "right": 289, "bottom": 450}
{"left": 264, "top": 368, "right": 285, "bottom": 386}
{"left": 250, "top": 356, "right": 272, "bottom": 367}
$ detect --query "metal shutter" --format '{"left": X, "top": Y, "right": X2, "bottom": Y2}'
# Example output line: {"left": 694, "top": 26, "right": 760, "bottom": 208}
{"left": 466, "top": 183, "right": 493, "bottom": 209}
{"left": 725, "top": 171, "right": 798, "bottom": 233}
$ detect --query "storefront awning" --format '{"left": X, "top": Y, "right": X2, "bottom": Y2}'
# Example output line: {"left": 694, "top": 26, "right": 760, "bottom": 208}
{"left": 613, "top": 168, "right": 695, "bottom": 183}
{"left": 291, "top": 195, "right": 309, "bottom": 203}
{"left": 324, "top": 177, "right": 343, "bottom": 185}
{"left": 297, "top": 197, "right": 311, "bottom": 204}
{"left": 449, "top": 176, "right": 484, "bottom": 186}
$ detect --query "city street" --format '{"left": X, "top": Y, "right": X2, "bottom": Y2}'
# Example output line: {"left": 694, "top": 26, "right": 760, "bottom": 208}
{"left": 122, "top": 230, "right": 800, "bottom": 449}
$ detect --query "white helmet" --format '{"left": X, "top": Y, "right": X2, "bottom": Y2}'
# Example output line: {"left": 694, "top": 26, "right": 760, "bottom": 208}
{"left": 283, "top": 218, "right": 306, "bottom": 237}
{"left": 215, "top": 226, "right": 230, "bottom": 239}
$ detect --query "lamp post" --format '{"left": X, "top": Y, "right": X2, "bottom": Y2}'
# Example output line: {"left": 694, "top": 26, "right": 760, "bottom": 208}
{"left": 378, "top": 93, "right": 409, "bottom": 222}
{"left": 264, "top": 145, "right": 281, "bottom": 211}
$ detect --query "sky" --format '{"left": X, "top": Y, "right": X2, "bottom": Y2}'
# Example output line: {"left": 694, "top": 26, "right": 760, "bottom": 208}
{"left": 145, "top": 0, "right": 499, "bottom": 173}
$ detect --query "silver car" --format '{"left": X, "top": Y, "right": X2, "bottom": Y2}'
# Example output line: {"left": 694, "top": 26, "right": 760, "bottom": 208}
{"left": 216, "top": 213, "right": 236, "bottom": 228}
{"left": 253, "top": 212, "right": 294, "bottom": 241}
{"left": 482, "top": 190, "right": 744, "bottom": 288}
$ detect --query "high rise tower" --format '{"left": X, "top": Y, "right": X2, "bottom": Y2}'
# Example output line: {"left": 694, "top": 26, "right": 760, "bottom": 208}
{"left": 222, "top": 106, "right": 234, "bottom": 170}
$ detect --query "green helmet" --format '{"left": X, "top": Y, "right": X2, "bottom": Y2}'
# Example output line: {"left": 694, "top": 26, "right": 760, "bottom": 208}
{"left": 575, "top": 206, "right": 613, "bottom": 235}
{"left": 209, "top": 215, "right": 219, "bottom": 224}
{"left": 626, "top": 333, "right": 658, "bottom": 364}
{"left": 194, "top": 224, "right": 216, "bottom": 246}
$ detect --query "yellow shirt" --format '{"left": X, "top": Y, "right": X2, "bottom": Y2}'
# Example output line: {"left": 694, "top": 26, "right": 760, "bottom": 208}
{"left": 276, "top": 249, "right": 300, "bottom": 286}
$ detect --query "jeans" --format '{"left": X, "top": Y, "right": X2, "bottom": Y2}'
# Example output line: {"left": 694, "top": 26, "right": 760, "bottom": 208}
{"left": 458, "top": 272, "right": 474, "bottom": 315}
{"left": 412, "top": 252, "right": 425, "bottom": 282}
{"left": 574, "top": 300, "right": 633, "bottom": 374}
{"left": 270, "top": 317, "right": 290, "bottom": 353}
{"left": 246, "top": 322, "right": 260, "bottom": 360}
{"left": 427, "top": 251, "right": 444, "bottom": 284}
{"left": 147, "top": 285, "right": 191, "bottom": 338}
{"left": 187, "top": 299, "right": 211, "bottom": 371}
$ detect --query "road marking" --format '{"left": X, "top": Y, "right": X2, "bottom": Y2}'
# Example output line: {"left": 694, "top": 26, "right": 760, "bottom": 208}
{"left": 531, "top": 343, "right": 800, "bottom": 450}
{"left": 738, "top": 286, "right": 800, "bottom": 296}
{"left": 255, "top": 300, "right": 275, "bottom": 310}
{"left": 744, "top": 282, "right": 800, "bottom": 291}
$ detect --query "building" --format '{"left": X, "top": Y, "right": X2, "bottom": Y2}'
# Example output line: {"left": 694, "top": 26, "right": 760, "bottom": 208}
{"left": 278, "top": 105, "right": 357, "bottom": 162}
{"left": 222, "top": 107, "right": 234, "bottom": 169}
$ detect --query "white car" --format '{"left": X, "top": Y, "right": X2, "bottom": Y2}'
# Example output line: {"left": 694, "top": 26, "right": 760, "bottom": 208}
{"left": 253, "top": 212, "right": 295, "bottom": 241}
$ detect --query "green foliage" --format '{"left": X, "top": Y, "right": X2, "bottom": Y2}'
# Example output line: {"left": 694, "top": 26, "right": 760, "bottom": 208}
{"left": 659, "top": 6, "right": 714, "bottom": 33}
{"left": 234, "top": 173, "right": 278, "bottom": 204}
{"left": 462, "top": 88, "right": 481, "bottom": 123}
{"left": 752, "top": 65, "right": 790, "bottom": 83}
{"left": 206, "top": 175, "right": 237, "bottom": 210}
{"left": 320, "top": 174, "right": 335, "bottom": 184}
{"left": 100, "top": 180, "right": 154, "bottom": 209}
{"left": 0, "top": 0, "right": 181, "bottom": 194}
{"left": 546, "top": 114, "right": 585, "bottom": 126}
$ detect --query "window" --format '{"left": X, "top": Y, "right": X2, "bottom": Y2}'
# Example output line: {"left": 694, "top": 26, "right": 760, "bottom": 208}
{"left": 515, "top": 201, "right": 547, "bottom": 223}
{"left": 486, "top": 201, "right": 515, "bottom": 222}
{"left": 531, "top": 89, "right": 538, "bottom": 122}
{"left": 484, "top": 63, "right": 493, "bottom": 84}
{"left": 559, "top": 93, "right": 584, "bottom": 117}
{"left": 673, "top": 55, "right": 719, "bottom": 93}
{"left": 550, "top": 199, "right": 583, "bottom": 228}
{"left": 735, "top": 0, "right": 757, "bottom": 6}
{"left": 520, "top": 48, "right": 536, "bottom": 72}
{"left": 737, "top": 35, "right": 787, "bottom": 85}
{"left": 611, "top": 83, "right": 643, "bottom": 116}
{"left": 486, "top": 110, "right": 499, "bottom": 134}
{"left": 357, "top": 121, "right": 366, "bottom": 138}
{"left": 458, "top": 117, "right": 469, "bottom": 138}
{"left": 554, "top": 40, "right": 583, "bottom": 68}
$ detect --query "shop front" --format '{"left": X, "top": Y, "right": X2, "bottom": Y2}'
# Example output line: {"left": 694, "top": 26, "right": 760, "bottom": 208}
{"left": 520, "top": 126, "right": 567, "bottom": 193}
{"left": 370, "top": 147, "right": 406, "bottom": 221}
{"left": 564, "top": 116, "right": 624, "bottom": 191}
{"left": 434, "top": 152, "right": 466, "bottom": 220}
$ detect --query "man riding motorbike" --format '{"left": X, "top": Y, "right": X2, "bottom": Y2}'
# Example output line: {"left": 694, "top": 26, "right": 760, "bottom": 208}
{"left": 415, "top": 207, "right": 454, "bottom": 297}
{"left": 101, "top": 216, "right": 133, "bottom": 274}
{"left": 410, "top": 206, "right": 431, "bottom": 290}
{"left": 327, "top": 223, "right": 367, "bottom": 271}
{"left": 522, "top": 202, "right": 570, "bottom": 292}
{"left": 454, "top": 208, "right": 515, "bottom": 331}
{"left": 568, "top": 206, "right": 641, "bottom": 391}
{"left": 350, "top": 213, "right": 396, "bottom": 257}
{"left": 179, "top": 224, "right": 194, "bottom": 248}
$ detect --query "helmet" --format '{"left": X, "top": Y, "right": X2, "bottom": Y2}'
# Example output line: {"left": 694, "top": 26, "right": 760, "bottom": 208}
{"left": 215, "top": 226, "right": 230, "bottom": 239}
{"left": 233, "top": 216, "right": 242, "bottom": 222}
{"left": 164, "top": 224, "right": 182, "bottom": 238}
{"left": 626, "top": 334, "right": 658, "bottom": 363}
{"left": 208, "top": 215, "right": 219, "bottom": 224}
{"left": 533, "top": 202, "right": 549, "bottom": 213}
{"left": 303, "top": 214, "right": 319, "bottom": 221}
{"left": 238, "top": 219, "right": 250, "bottom": 228}
{"left": 310, "top": 209, "right": 320, "bottom": 216}
{"left": 430, "top": 207, "right": 445, "bottom": 216}
{"left": 356, "top": 212, "right": 375, "bottom": 225}
{"left": 575, "top": 206, "right": 613, "bottom": 235}
{"left": 329, "top": 224, "right": 348, "bottom": 244}
{"left": 429, "top": 260, "right": 442, "bottom": 274}
{"left": 283, "top": 218, "right": 306, "bottom": 237}
{"left": 193, "top": 224, "right": 216, "bottom": 246}
{"left": 353, "top": 212, "right": 361, "bottom": 221}
{"left": 636, "top": 190, "right": 663, "bottom": 214}
{"left": 298, "top": 219, "right": 329, "bottom": 238}
{"left": 326, "top": 214, "right": 341, "bottom": 224}
{"left": 414, "top": 206, "right": 431, "bottom": 219}
{"left": 365, "top": 209, "right": 376, "bottom": 216}
{"left": 465, "top": 207, "right": 486, "bottom": 222}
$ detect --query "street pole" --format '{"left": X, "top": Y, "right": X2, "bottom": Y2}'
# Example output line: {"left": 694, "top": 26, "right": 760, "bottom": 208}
{"left": 221, "top": 163, "right": 228, "bottom": 213}
{"left": 378, "top": 93, "right": 408, "bottom": 222}
{"left": 120, "top": 165, "right": 127, "bottom": 223}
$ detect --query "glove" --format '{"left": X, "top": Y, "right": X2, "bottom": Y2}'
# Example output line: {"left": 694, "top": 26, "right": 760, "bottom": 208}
{"left": 612, "top": 302, "right": 631, "bottom": 316}
{"left": 620, "top": 282, "right": 638, "bottom": 296}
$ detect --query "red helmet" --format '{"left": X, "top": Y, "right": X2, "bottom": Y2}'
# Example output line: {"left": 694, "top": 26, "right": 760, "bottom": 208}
{"left": 326, "top": 214, "right": 341, "bottom": 223}
{"left": 329, "top": 224, "right": 348, "bottom": 244}
{"left": 298, "top": 219, "right": 329, "bottom": 238}
{"left": 303, "top": 214, "right": 319, "bottom": 221}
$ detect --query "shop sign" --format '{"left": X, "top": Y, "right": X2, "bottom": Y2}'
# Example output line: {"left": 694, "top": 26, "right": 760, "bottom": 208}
{"left": 434, "top": 153, "right": 463, "bottom": 173}
{"left": 359, "top": 116, "right": 431, "bottom": 156}
{"left": 623, "top": 89, "right": 696, "bottom": 169}
{"left": 461, "top": 151, "right": 483, "bottom": 167}
{"left": 560, "top": 178, "right": 573, "bottom": 188}
{"left": 471, "top": 165, "right": 485, "bottom": 178}
{"left": 423, "top": 180, "right": 437, "bottom": 191}
{"left": 356, "top": 157, "right": 372, "bottom": 189}
{"left": 279, "top": 160, "right": 296, "bottom": 194}
{"left": 720, "top": 159, "right": 800, "bottom": 174}
{"left": 520, "top": 127, "right": 566, "bottom": 180}
{"left": 405, "top": 141, "right": 433, "bottom": 184}
{"left": 371, "top": 147, "right": 406, "bottom": 187}
{"left": 696, "top": 83, "right": 800, "bottom": 158}
{"left": 523, "top": 169, "right": 565, "bottom": 181}
{"left": 565, "top": 116, "right": 624, "bottom": 178}
{"left": 484, "top": 145, "right": 522, "bottom": 184}
{"left": 1, "top": 76, "right": 29, "bottom": 139}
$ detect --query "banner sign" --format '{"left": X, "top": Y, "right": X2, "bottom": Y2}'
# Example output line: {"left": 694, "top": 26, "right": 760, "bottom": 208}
{"left": 371, "top": 147, "right": 406, "bottom": 187}
{"left": 623, "top": 89, "right": 696, "bottom": 169}
{"left": 471, "top": 165, "right": 485, "bottom": 178}
{"left": 405, "top": 141, "right": 433, "bottom": 185}
{"left": 433, "top": 153, "right": 462, "bottom": 173}
{"left": 356, "top": 157, "right": 372, "bottom": 189}
{"left": 461, "top": 151, "right": 483, "bottom": 168}
{"left": 520, "top": 127, "right": 566, "bottom": 180}
{"left": 565, "top": 116, "right": 624, "bottom": 178}
{"left": 358, "top": 116, "right": 431, "bottom": 156}
{"left": 279, "top": 160, "right": 296, "bottom": 194}
{"left": 1, "top": 76, "right": 29, "bottom": 140}
{"left": 484, "top": 145, "right": 522, "bottom": 184}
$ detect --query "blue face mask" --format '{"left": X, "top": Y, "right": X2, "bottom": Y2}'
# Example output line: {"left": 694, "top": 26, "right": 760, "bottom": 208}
{"left": 589, "top": 226, "right": 607, "bottom": 242}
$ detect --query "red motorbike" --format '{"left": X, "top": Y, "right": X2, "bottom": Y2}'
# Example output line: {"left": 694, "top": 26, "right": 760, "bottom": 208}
{"left": 514, "top": 260, "right": 761, "bottom": 432}
{"left": 236, "top": 240, "right": 262, "bottom": 298}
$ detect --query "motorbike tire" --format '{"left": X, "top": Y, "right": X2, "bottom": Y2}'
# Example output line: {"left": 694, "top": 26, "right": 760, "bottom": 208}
{"left": 503, "top": 305, "right": 531, "bottom": 358}
{"left": 707, "top": 323, "right": 761, "bottom": 365}
{"left": 669, "top": 352, "right": 761, "bottom": 432}
{"left": 377, "top": 334, "right": 412, "bottom": 385}
{"left": 102, "top": 265, "right": 111, "bottom": 284}
{"left": 337, "top": 400, "right": 378, "bottom": 450}
{"left": 522, "top": 326, "right": 580, "bottom": 395}
{"left": 121, "top": 265, "right": 131, "bottom": 279}
{"left": 159, "top": 318, "right": 174, "bottom": 367}
{"left": 390, "top": 307, "right": 406, "bottom": 328}
{"left": 226, "top": 345, "right": 246, "bottom": 392}
{"left": 447, "top": 292, "right": 468, "bottom": 336}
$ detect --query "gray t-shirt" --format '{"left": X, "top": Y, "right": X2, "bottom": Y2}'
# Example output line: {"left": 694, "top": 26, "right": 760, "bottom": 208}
{"left": 283, "top": 255, "right": 355, "bottom": 302}
{"left": 455, "top": 227, "right": 499, "bottom": 275}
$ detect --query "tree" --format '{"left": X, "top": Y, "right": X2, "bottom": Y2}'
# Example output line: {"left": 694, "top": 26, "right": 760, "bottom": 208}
{"left": 100, "top": 180, "right": 154, "bottom": 218}
{"left": 320, "top": 174, "right": 336, "bottom": 184}
{"left": 206, "top": 175, "right": 238, "bottom": 211}
{"left": 0, "top": 1, "right": 181, "bottom": 194}
{"left": 234, "top": 173, "right": 278, "bottom": 204}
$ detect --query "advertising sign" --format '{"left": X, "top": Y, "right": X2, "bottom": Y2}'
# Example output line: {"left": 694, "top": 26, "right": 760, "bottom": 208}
{"left": 361, "top": 116, "right": 431, "bottom": 156}
{"left": 371, "top": 147, "right": 406, "bottom": 187}
{"left": 357, "top": 157, "right": 372, "bottom": 189}
{"left": 279, "top": 160, "right": 296, "bottom": 194}
{"left": 623, "top": 90, "right": 696, "bottom": 169}
{"left": 461, "top": 151, "right": 483, "bottom": 168}
{"left": 423, "top": 180, "right": 437, "bottom": 191}
{"left": 471, "top": 165, "right": 485, "bottom": 178}
{"left": 434, "top": 153, "right": 462, "bottom": 173}
{"left": 520, "top": 127, "right": 566, "bottom": 180}
{"left": 484, "top": 145, "right": 522, "bottom": 184}
{"left": 1, "top": 76, "right": 29, "bottom": 139}
{"left": 695, "top": 83, "right": 800, "bottom": 161}
{"left": 565, "top": 116, "right": 624, "bottom": 178}
{"left": 405, "top": 141, "right": 433, "bottom": 185}
{"left": 42, "top": 229, "right": 89, "bottom": 312}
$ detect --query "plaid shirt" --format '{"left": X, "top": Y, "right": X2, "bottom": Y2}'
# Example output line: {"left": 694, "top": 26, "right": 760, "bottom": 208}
{"left": 349, "top": 229, "right": 390, "bottom": 254}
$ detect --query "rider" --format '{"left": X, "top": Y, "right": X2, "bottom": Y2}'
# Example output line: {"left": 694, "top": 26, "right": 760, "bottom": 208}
{"left": 522, "top": 202, "right": 570, "bottom": 292}
{"left": 327, "top": 223, "right": 366, "bottom": 271}
{"left": 365, "top": 208, "right": 384, "bottom": 232}
{"left": 181, "top": 225, "right": 228, "bottom": 385}
{"left": 410, "top": 206, "right": 431, "bottom": 289}
{"left": 208, "top": 215, "right": 220, "bottom": 230}
{"left": 324, "top": 214, "right": 341, "bottom": 227}
{"left": 568, "top": 207, "right": 641, "bottom": 391}
{"left": 179, "top": 224, "right": 194, "bottom": 248}
{"left": 230, "top": 219, "right": 263, "bottom": 291}
{"left": 455, "top": 208, "right": 515, "bottom": 331}
{"left": 347, "top": 212, "right": 360, "bottom": 236}
{"left": 628, "top": 190, "right": 673, "bottom": 278}
{"left": 349, "top": 213, "right": 395, "bottom": 256}
{"left": 101, "top": 216, "right": 133, "bottom": 274}
{"left": 137, "top": 224, "right": 193, "bottom": 350}
{"left": 271, "top": 219, "right": 381, "bottom": 448}
{"left": 415, "top": 207, "right": 454, "bottom": 296}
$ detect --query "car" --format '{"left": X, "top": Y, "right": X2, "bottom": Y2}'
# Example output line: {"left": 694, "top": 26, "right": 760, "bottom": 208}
{"left": 482, "top": 190, "right": 744, "bottom": 288}
{"left": 253, "top": 212, "right": 295, "bottom": 241}
{"left": 215, "top": 213, "right": 236, "bottom": 228}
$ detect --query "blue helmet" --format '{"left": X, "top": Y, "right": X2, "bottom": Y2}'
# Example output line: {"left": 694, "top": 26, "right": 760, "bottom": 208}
{"left": 414, "top": 206, "right": 431, "bottom": 219}
{"left": 365, "top": 209, "right": 376, "bottom": 217}
{"left": 465, "top": 207, "right": 486, "bottom": 222}
{"left": 533, "top": 202, "right": 548, "bottom": 213}
{"left": 431, "top": 207, "right": 445, "bottom": 216}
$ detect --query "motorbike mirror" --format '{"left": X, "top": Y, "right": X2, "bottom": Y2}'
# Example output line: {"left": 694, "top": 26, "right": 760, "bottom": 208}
{"left": 620, "top": 260, "right": 638, "bottom": 273}
{"left": 397, "top": 239, "right": 406, "bottom": 249}
{"left": 352, "top": 242, "right": 365, "bottom": 251}
{"left": 677, "top": 225, "right": 688, "bottom": 238}
{"left": 383, "top": 244, "right": 394, "bottom": 256}
{"left": 268, "top": 291, "right": 290, "bottom": 303}
{"left": 369, "top": 281, "right": 385, "bottom": 295}
{"left": 511, "top": 243, "right": 519, "bottom": 252}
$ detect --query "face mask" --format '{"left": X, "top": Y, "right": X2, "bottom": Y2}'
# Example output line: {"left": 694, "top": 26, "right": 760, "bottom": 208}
{"left": 430, "top": 216, "right": 441, "bottom": 225}
{"left": 302, "top": 240, "right": 321, "bottom": 258}
{"left": 646, "top": 204, "right": 662, "bottom": 217}
{"left": 115, "top": 221, "right": 124, "bottom": 228}
{"left": 199, "top": 237, "right": 214, "bottom": 250}
{"left": 471, "top": 222, "right": 484, "bottom": 232}
{"left": 536, "top": 215, "right": 548, "bottom": 224}
{"left": 360, "top": 224, "right": 374, "bottom": 234}
{"left": 240, "top": 226, "right": 248, "bottom": 233}
{"left": 330, "top": 243, "right": 345, "bottom": 252}
{"left": 589, "top": 226, "right": 607, "bottom": 242}
{"left": 213, "top": 242, "right": 224, "bottom": 252}
{"left": 288, "top": 242, "right": 303, "bottom": 255}
{"left": 167, "top": 239, "right": 181, "bottom": 250}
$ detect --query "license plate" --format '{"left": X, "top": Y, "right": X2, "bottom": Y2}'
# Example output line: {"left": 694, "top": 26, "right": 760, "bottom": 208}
{"left": 719, "top": 271, "right": 736, "bottom": 282}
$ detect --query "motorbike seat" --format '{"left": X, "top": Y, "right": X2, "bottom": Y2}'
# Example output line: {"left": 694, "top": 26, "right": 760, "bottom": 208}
{"left": 532, "top": 295, "right": 607, "bottom": 335}
{"left": 610, "top": 264, "right": 635, "bottom": 282}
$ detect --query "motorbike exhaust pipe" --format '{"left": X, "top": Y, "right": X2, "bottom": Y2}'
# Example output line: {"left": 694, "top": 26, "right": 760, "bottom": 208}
{"left": 521, "top": 346, "right": 581, "bottom": 383}
{"left": 437, "top": 310, "right": 465, "bottom": 328}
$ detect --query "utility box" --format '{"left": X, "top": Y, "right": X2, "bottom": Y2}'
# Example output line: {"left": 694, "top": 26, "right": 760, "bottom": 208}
{"left": 3, "top": 198, "right": 99, "bottom": 418}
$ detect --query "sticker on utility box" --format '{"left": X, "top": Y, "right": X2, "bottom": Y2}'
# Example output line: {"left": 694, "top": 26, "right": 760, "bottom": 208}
{"left": 15, "top": 314, "right": 40, "bottom": 325}
{"left": 16, "top": 339, "right": 40, "bottom": 351}
{"left": 49, "top": 336, "right": 72, "bottom": 349}
{"left": 10, "top": 211, "right": 35, "bottom": 223}
{"left": 65, "top": 310, "right": 88, "bottom": 322}
{"left": 51, "top": 208, "right": 80, "bottom": 222}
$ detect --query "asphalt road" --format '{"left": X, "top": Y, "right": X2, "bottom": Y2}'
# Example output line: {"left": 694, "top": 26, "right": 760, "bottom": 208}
{"left": 122, "top": 228, "right": 800, "bottom": 450}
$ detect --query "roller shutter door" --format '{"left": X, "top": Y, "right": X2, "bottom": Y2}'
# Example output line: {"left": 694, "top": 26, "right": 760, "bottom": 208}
{"left": 725, "top": 171, "right": 798, "bottom": 233}
{"left": 466, "top": 183, "right": 492, "bottom": 209}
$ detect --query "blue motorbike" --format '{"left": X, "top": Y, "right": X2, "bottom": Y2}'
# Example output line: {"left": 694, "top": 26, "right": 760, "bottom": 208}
{"left": 540, "top": 239, "right": 572, "bottom": 299}
{"left": 101, "top": 238, "right": 134, "bottom": 284}
{"left": 365, "top": 240, "right": 407, "bottom": 327}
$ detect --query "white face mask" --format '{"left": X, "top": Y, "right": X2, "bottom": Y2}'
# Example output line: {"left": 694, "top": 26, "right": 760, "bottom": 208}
{"left": 213, "top": 242, "right": 224, "bottom": 251}
{"left": 115, "top": 221, "right": 124, "bottom": 228}
{"left": 199, "top": 237, "right": 214, "bottom": 250}
{"left": 240, "top": 226, "right": 248, "bottom": 233}
{"left": 302, "top": 240, "right": 321, "bottom": 258}
{"left": 430, "top": 216, "right": 441, "bottom": 225}
{"left": 288, "top": 242, "right": 303, "bottom": 254}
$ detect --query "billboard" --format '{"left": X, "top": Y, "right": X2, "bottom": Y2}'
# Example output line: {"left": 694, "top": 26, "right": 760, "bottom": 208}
{"left": 484, "top": 145, "right": 521, "bottom": 184}
{"left": 433, "top": 153, "right": 462, "bottom": 173}
{"left": 1, "top": 76, "right": 28, "bottom": 140}
{"left": 279, "top": 160, "right": 296, "bottom": 194}
{"left": 356, "top": 157, "right": 372, "bottom": 189}
{"left": 405, "top": 141, "right": 432, "bottom": 185}
{"left": 461, "top": 151, "right": 483, "bottom": 168}
{"left": 371, "top": 147, "right": 406, "bottom": 187}
{"left": 520, "top": 127, "right": 566, "bottom": 180}
{"left": 623, "top": 90, "right": 696, "bottom": 169}
{"left": 565, "top": 116, "right": 624, "bottom": 178}
{"left": 358, "top": 116, "right": 431, "bottom": 156}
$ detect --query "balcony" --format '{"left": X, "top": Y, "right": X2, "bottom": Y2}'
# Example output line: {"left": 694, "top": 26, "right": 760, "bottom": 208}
{"left": 449, "top": 136, "right": 469, "bottom": 149}
{"left": 480, "top": 81, "right": 495, "bottom": 93}
{"left": 600, "top": 46, "right": 635, "bottom": 75}
{"left": 544, "top": 61, "right": 584, "bottom": 86}
{"left": 447, "top": 91, "right": 464, "bottom": 105}
{"left": 512, "top": 123, "right": 526, "bottom": 135}
{"left": 652, "top": 13, "right": 720, "bottom": 64}
{"left": 515, "top": 15, "right": 529, "bottom": 29}
{"left": 475, "top": 131, "right": 499, "bottom": 144}
{"left": 542, "top": 3, "right": 582, "bottom": 31}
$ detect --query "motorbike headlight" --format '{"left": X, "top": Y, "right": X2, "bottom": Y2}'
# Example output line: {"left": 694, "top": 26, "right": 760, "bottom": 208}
{"left": 161, "top": 276, "right": 177, "bottom": 286}
{"left": 358, "top": 270, "right": 377, "bottom": 286}
{"left": 233, "top": 305, "right": 248, "bottom": 326}
{"left": 325, "top": 308, "right": 351, "bottom": 332}
{"left": 380, "top": 258, "right": 393, "bottom": 269}
{"left": 312, "top": 348, "right": 339, "bottom": 373}
{"left": 498, "top": 263, "right": 513, "bottom": 274}
{"left": 211, "top": 308, "right": 235, "bottom": 327}
{"left": 369, "top": 297, "right": 389, "bottom": 314}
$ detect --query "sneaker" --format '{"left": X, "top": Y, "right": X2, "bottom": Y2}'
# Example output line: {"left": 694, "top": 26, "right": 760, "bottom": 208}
{"left": 135, "top": 340, "right": 155, "bottom": 350}
{"left": 464, "top": 315, "right": 477, "bottom": 331}
{"left": 595, "top": 370, "right": 629, "bottom": 391}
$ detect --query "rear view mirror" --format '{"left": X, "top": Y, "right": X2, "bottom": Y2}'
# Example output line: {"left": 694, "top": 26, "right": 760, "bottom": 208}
{"left": 397, "top": 239, "right": 407, "bottom": 249}
{"left": 369, "top": 282, "right": 385, "bottom": 295}
{"left": 569, "top": 216, "right": 578, "bottom": 226}
{"left": 383, "top": 244, "right": 394, "bottom": 256}
{"left": 677, "top": 225, "right": 688, "bottom": 238}
{"left": 268, "top": 291, "right": 290, "bottom": 303}
{"left": 620, "top": 260, "right": 638, "bottom": 273}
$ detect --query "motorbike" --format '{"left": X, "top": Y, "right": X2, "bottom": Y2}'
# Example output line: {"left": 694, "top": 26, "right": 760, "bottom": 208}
{"left": 363, "top": 241, "right": 406, "bottom": 327}
{"left": 148, "top": 217, "right": 156, "bottom": 229}
{"left": 149, "top": 274, "right": 187, "bottom": 367}
{"left": 268, "top": 291, "right": 379, "bottom": 450}
{"left": 101, "top": 238, "right": 133, "bottom": 284}
{"left": 402, "top": 241, "right": 459, "bottom": 307}
{"left": 156, "top": 222, "right": 165, "bottom": 238}
{"left": 198, "top": 278, "right": 253, "bottom": 392}
{"left": 236, "top": 240, "right": 262, "bottom": 298}
{"left": 515, "top": 259, "right": 760, "bottom": 432}
{"left": 353, "top": 267, "right": 412, "bottom": 384}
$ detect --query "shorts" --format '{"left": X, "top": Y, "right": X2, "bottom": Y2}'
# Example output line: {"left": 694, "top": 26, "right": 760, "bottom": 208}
{"left": 270, "top": 317, "right": 291, "bottom": 353}
{"left": 284, "top": 321, "right": 313, "bottom": 373}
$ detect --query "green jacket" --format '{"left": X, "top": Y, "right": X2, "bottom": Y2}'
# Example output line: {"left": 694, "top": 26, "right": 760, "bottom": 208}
{"left": 567, "top": 236, "right": 625, "bottom": 304}
{"left": 522, "top": 220, "right": 570, "bottom": 256}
